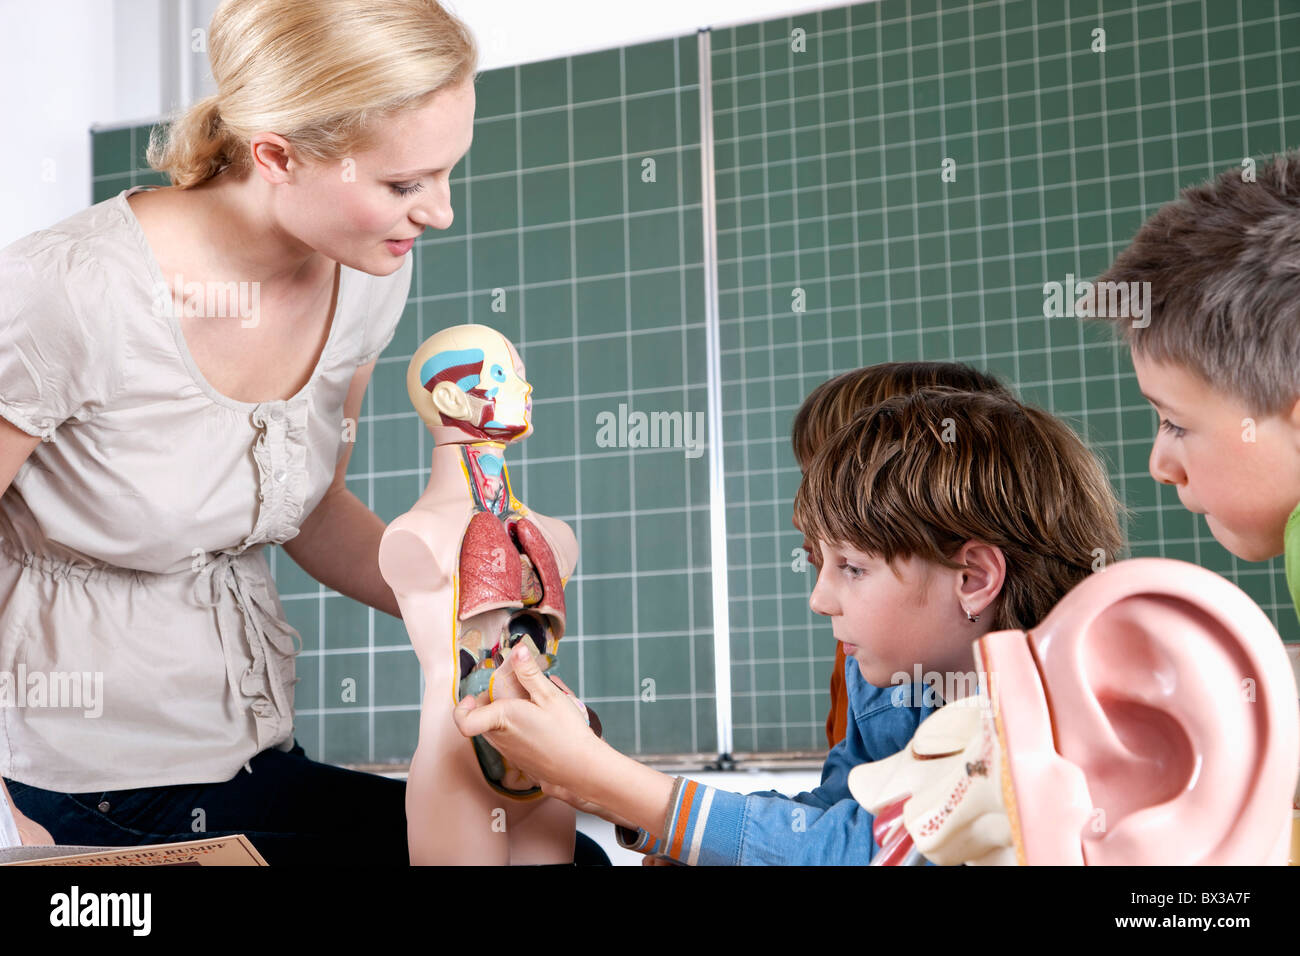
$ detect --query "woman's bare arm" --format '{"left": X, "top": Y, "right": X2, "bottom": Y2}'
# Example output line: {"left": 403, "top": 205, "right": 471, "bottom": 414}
{"left": 0, "top": 414, "right": 42, "bottom": 490}
{"left": 281, "top": 358, "right": 403, "bottom": 619}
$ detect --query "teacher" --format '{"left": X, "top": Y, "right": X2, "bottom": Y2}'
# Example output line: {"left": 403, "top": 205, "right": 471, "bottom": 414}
{"left": 0, "top": 0, "right": 605, "bottom": 866}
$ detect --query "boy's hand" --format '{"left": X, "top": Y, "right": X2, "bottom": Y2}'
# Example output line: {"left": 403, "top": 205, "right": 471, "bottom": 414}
{"left": 453, "top": 643, "right": 607, "bottom": 794}
{"left": 538, "top": 781, "right": 639, "bottom": 831}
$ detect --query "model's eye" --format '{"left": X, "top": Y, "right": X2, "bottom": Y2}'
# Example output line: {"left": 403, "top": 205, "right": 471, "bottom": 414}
{"left": 390, "top": 181, "right": 424, "bottom": 196}
{"left": 1158, "top": 418, "right": 1186, "bottom": 438}
{"left": 837, "top": 563, "right": 864, "bottom": 580}
{"left": 490, "top": 364, "right": 506, "bottom": 382}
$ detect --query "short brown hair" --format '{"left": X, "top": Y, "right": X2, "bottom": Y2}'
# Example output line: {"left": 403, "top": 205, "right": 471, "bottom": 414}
{"left": 791, "top": 362, "right": 1010, "bottom": 471}
{"left": 792, "top": 389, "right": 1128, "bottom": 632}
{"left": 1088, "top": 150, "right": 1300, "bottom": 416}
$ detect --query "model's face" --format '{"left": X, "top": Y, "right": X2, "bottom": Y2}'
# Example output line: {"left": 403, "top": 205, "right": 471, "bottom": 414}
{"left": 481, "top": 336, "right": 533, "bottom": 438}
{"left": 1130, "top": 350, "right": 1300, "bottom": 561}
{"left": 807, "top": 540, "right": 974, "bottom": 688}
{"left": 271, "top": 78, "right": 476, "bottom": 276}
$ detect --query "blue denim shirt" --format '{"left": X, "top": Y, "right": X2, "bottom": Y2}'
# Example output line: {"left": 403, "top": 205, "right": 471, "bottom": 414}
{"left": 617, "top": 656, "right": 941, "bottom": 864}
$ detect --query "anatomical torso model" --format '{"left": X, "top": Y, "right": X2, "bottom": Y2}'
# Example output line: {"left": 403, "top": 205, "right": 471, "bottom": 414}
{"left": 378, "top": 324, "right": 586, "bottom": 864}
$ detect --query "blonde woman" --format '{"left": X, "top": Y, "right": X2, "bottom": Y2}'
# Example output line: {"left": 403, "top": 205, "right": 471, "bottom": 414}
{"left": 0, "top": 0, "right": 606, "bottom": 866}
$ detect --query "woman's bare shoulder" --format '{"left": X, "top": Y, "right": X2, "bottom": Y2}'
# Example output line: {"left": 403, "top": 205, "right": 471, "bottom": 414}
{"left": 125, "top": 185, "right": 184, "bottom": 231}
{"left": 126, "top": 186, "right": 207, "bottom": 276}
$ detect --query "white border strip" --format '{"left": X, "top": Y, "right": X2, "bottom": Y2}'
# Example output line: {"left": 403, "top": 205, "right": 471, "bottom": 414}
{"left": 697, "top": 28, "right": 733, "bottom": 760}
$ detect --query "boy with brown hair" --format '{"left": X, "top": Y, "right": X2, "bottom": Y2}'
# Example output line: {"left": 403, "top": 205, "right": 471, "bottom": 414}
{"left": 789, "top": 362, "right": 1010, "bottom": 747}
{"left": 452, "top": 388, "right": 1126, "bottom": 864}
{"left": 1085, "top": 150, "right": 1300, "bottom": 623}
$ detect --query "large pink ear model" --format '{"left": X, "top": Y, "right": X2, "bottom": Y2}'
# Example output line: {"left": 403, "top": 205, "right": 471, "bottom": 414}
{"left": 981, "top": 557, "right": 1300, "bottom": 865}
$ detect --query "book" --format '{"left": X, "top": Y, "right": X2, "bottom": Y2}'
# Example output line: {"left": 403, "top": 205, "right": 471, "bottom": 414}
{"left": 0, "top": 834, "right": 268, "bottom": 866}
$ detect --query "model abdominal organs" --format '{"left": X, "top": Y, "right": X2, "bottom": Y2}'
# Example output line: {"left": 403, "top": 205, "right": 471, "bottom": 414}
{"left": 378, "top": 323, "right": 595, "bottom": 864}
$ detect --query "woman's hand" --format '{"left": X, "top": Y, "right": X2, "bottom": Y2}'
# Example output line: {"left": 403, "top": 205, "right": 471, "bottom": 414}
{"left": 2, "top": 779, "right": 54, "bottom": 847}
{"left": 453, "top": 643, "right": 609, "bottom": 797}
{"left": 17, "top": 814, "right": 54, "bottom": 846}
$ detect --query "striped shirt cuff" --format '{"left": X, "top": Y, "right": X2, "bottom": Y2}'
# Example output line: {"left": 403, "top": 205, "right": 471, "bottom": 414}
{"left": 649, "top": 776, "right": 744, "bottom": 865}
{"left": 614, "top": 825, "right": 662, "bottom": 854}
{"left": 613, "top": 777, "right": 747, "bottom": 864}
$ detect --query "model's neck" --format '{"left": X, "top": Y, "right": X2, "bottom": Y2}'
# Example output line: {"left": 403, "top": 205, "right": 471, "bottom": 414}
{"left": 457, "top": 441, "right": 510, "bottom": 515}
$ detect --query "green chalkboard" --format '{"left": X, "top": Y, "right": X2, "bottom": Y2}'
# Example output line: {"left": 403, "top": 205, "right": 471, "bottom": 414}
{"left": 710, "top": 0, "right": 1300, "bottom": 753}
{"left": 89, "top": 0, "right": 1300, "bottom": 765}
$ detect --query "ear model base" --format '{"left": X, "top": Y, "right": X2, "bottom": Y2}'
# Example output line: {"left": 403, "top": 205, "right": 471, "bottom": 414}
{"left": 978, "top": 632, "right": 1092, "bottom": 865}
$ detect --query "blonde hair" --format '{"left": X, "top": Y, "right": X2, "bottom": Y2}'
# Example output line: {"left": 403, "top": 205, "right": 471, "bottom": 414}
{"left": 146, "top": 0, "right": 478, "bottom": 189}
{"left": 793, "top": 388, "right": 1128, "bottom": 632}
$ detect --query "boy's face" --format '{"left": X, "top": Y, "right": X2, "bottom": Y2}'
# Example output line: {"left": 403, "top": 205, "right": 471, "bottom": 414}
{"left": 1130, "top": 350, "right": 1300, "bottom": 561}
{"left": 807, "top": 541, "right": 975, "bottom": 687}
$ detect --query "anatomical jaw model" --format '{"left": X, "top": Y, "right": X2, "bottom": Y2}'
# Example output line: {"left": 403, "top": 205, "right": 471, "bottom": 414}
{"left": 378, "top": 324, "right": 582, "bottom": 865}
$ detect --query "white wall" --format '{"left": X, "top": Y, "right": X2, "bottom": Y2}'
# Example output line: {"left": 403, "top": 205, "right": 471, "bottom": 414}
{"left": 0, "top": 0, "right": 858, "bottom": 247}
{"left": 459, "top": 0, "right": 853, "bottom": 71}
{"left": 1, "top": 0, "right": 113, "bottom": 246}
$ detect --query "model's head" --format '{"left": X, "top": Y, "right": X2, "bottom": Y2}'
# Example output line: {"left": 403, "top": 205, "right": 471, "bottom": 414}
{"left": 408, "top": 324, "right": 533, "bottom": 444}
{"left": 793, "top": 388, "right": 1127, "bottom": 686}
{"left": 146, "top": 0, "right": 478, "bottom": 275}
{"left": 1087, "top": 150, "right": 1300, "bottom": 560}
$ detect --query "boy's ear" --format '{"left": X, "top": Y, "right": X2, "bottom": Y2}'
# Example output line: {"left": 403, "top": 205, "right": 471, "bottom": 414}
{"left": 953, "top": 540, "right": 1005, "bottom": 616}
{"left": 1286, "top": 395, "right": 1300, "bottom": 442}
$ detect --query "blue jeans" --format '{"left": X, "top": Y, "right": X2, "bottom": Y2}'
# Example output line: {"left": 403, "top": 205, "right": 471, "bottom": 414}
{"left": 4, "top": 738, "right": 609, "bottom": 865}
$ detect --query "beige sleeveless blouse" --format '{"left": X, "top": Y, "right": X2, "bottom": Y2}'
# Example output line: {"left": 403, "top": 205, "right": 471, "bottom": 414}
{"left": 0, "top": 186, "right": 413, "bottom": 791}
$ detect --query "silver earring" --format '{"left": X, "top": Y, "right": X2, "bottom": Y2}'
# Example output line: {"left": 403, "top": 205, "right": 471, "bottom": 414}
{"left": 964, "top": 607, "right": 979, "bottom": 623}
